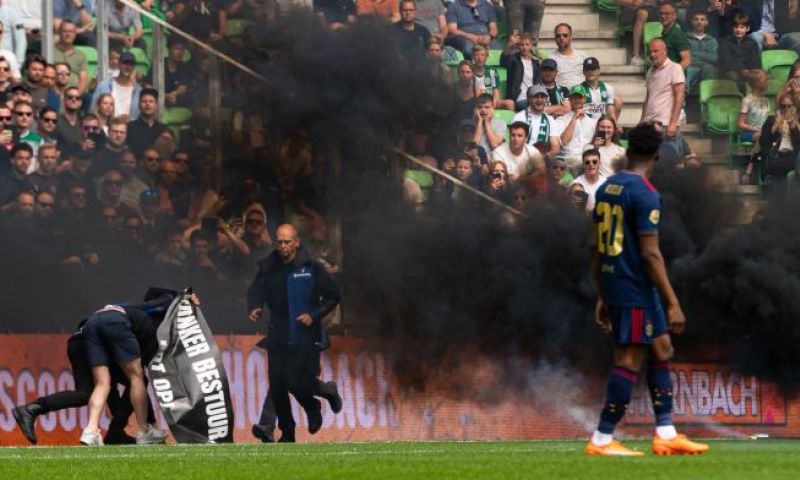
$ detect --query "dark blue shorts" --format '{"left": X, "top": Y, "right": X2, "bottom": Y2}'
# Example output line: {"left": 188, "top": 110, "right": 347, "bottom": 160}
{"left": 82, "top": 310, "right": 140, "bottom": 367}
{"left": 608, "top": 305, "right": 667, "bottom": 345}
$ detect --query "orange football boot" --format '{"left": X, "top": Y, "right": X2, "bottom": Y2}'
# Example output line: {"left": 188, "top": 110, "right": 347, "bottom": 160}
{"left": 652, "top": 434, "right": 710, "bottom": 455}
{"left": 585, "top": 440, "right": 645, "bottom": 457}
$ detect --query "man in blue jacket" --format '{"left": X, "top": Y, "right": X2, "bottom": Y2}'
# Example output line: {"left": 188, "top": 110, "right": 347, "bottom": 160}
{"left": 247, "top": 224, "right": 341, "bottom": 443}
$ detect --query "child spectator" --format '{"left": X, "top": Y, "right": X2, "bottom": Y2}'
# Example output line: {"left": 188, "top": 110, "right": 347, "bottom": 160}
{"left": 718, "top": 12, "right": 761, "bottom": 89}
{"left": 739, "top": 70, "right": 773, "bottom": 183}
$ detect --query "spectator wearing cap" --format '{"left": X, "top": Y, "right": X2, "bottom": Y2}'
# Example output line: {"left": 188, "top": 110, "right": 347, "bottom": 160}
{"left": 53, "top": 0, "right": 95, "bottom": 46}
{"left": 0, "top": 21, "right": 22, "bottom": 80}
{"left": 56, "top": 86, "right": 83, "bottom": 147}
{"left": 444, "top": 0, "right": 499, "bottom": 59}
{"left": 501, "top": 32, "right": 540, "bottom": 111}
{"left": 548, "top": 23, "right": 586, "bottom": 89}
{"left": 641, "top": 38, "right": 686, "bottom": 162}
{"left": 538, "top": 58, "right": 571, "bottom": 118}
{"left": 92, "top": 51, "right": 142, "bottom": 120}
{"left": 491, "top": 120, "right": 545, "bottom": 181}
{"left": 658, "top": 1, "right": 691, "bottom": 71}
{"left": 570, "top": 57, "right": 622, "bottom": 129}
{"left": 108, "top": 0, "right": 144, "bottom": 49}
{"left": 22, "top": 54, "right": 48, "bottom": 110}
{"left": 53, "top": 20, "right": 88, "bottom": 93}
{"left": 0, "top": 1, "right": 26, "bottom": 63}
{"left": 126, "top": 88, "right": 169, "bottom": 159}
{"left": 555, "top": 87, "right": 599, "bottom": 174}
{"left": 512, "top": 84, "right": 562, "bottom": 158}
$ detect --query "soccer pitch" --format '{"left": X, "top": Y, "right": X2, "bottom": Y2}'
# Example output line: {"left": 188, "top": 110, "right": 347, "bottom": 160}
{"left": 1, "top": 440, "right": 799, "bottom": 479}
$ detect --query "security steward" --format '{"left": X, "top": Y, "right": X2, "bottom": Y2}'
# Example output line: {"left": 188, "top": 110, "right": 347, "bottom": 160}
{"left": 247, "top": 224, "right": 341, "bottom": 443}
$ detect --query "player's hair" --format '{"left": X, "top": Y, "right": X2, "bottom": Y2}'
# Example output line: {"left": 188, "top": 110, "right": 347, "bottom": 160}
{"left": 509, "top": 121, "right": 530, "bottom": 136}
{"left": 625, "top": 123, "right": 662, "bottom": 161}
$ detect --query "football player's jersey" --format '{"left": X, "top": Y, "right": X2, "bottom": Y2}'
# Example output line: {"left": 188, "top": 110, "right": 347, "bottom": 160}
{"left": 593, "top": 172, "right": 662, "bottom": 307}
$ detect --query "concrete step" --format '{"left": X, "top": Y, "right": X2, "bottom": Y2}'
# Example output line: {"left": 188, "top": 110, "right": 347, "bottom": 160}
{"left": 717, "top": 184, "right": 759, "bottom": 194}
{"left": 704, "top": 164, "right": 741, "bottom": 186}
{"left": 698, "top": 153, "right": 731, "bottom": 165}
{"left": 542, "top": 13, "right": 600, "bottom": 31}
{"left": 547, "top": 2, "right": 595, "bottom": 14}
{"left": 730, "top": 196, "right": 766, "bottom": 224}
{"left": 538, "top": 29, "right": 617, "bottom": 50}
{"left": 688, "top": 138, "right": 712, "bottom": 153}
{"left": 542, "top": 47, "right": 628, "bottom": 66}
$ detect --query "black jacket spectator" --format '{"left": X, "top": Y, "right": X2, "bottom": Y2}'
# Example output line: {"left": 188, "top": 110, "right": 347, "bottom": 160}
{"left": 393, "top": 21, "right": 431, "bottom": 60}
{"left": 718, "top": 35, "right": 761, "bottom": 77}
{"left": 501, "top": 53, "right": 540, "bottom": 105}
{"left": 127, "top": 117, "right": 169, "bottom": 159}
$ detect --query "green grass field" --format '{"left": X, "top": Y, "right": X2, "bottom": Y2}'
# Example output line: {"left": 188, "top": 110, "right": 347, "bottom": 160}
{"left": 1, "top": 440, "right": 798, "bottom": 479}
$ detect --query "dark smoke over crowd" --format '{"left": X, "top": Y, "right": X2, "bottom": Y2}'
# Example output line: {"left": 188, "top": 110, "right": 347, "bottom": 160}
{"left": 4, "top": 7, "right": 800, "bottom": 395}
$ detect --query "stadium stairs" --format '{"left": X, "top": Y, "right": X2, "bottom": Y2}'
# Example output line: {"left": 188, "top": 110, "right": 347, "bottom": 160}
{"left": 543, "top": 0, "right": 764, "bottom": 223}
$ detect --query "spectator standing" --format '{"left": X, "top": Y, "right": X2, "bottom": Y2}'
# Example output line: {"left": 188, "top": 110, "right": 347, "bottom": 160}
{"left": 0, "top": 142, "right": 32, "bottom": 205}
{"left": 411, "top": 0, "right": 448, "bottom": 41}
{"left": 92, "top": 52, "right": 142, "bottom": 120}
{"left": 504, "top": 0, "right": 545, "bottom": 45}
{"left": 641, "top": 39, "right": 686, "bottom": 162}
{"left": 686, "top": 10, "right": 718, "bottom": 94}
{"left": 53, "top": 20, "right": 88, "bottom": 94}
{"left": 22, "top": 54, "right": 48, "bottom": 110}
{"left": 127, "top": 89, "right": 169, "bottom": 158}
{"left": 53, "top": 0, "right": 95, "bottom": 46}
{"left": 549, "top": 23, "right": 586, "bottom": 89}
{"left": 501, "top": 33, "right": 539, "bottom": 111}
{"left": 445, "top": 0, "right": 499, "bottom": 59}
{"left": 57, "top": 86, "right": 83, "bottom": 147}
{"left": 0, "top": 0, "right": 25, "bottom": 64}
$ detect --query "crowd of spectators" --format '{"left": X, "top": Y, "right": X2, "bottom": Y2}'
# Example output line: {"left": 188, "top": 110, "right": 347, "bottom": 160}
{"left": 0, "top": 0, "right": 796, "bottom": 325}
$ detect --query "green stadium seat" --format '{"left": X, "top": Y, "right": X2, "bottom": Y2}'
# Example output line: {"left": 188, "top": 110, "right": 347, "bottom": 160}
{"left": 163, "top": 107, "right": 193, "bottom": 125}
{"left": 226, "top": 19, "right": 252, "bottom": 38}
{"left": 643, "top": 22, "right": 663, "bottom": 63}
{"left": 487, "top": 49, "right": 502, "bottom": 67}
{"left": 595, "top": 0, "right": 627, "bottom": 47}
{"left": 536, "top": 48, "right": 551, "bottom": 60}
{"left": 444, "top": 49, "right": 465, "bottom": 67}
{"left": 495, "top": 66, "right": 508, "bottom": 98}
{"left": 127, "top": 47, "right": 150, "bottom": 77}
{"left": 699, "top": 79, "right": 741, "bottom": 137}
{"left": 75, "top": 45, "right": 98, "bottom": 80}
{"left": 405, "top": 169, "right": 434, "bottom": 201}
{"left": 619, "top": 138, "right": 629, "bottom": 149}
{"left": 495, "top": 109, "right": 515, "bottom": 126}
{"left": 761, "top": 49, "right": 798, "bottom": 81}
{"left": 699, "top": 79, "right": 740, "bottom": 106}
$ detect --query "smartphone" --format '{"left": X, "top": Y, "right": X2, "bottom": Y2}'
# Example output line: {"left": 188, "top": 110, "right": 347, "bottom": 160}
{"left": 88, "top": 132, "right": 106, "bottom": 148}
{"left": 491, "top": 171, "right": 503, "bottom": 180}
{"left": 201, "top": 217, "right": 219, "bottom": 237}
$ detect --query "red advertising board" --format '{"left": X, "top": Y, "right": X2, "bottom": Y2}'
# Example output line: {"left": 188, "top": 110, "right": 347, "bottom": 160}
{"left": 0, "top": 334, "right": 797, "bottom": 446}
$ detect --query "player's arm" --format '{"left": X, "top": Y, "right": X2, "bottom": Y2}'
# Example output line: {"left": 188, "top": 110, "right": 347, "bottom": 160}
{"left": 639, "top": 233, "right": 685, "bottom": 334}
{"left": 588, "top": 216, "right": 610, "bottom": 332}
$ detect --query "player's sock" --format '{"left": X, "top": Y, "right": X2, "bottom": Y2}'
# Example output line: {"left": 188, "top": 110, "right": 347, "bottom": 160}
{"left": 596, "top": 366, "right": 638, "bottom": 439}
{"left": 591, "top": 431, "right": 614, "bottom": 446}
{"left": 647, "top": 361, "right": 676, "bottom": 438}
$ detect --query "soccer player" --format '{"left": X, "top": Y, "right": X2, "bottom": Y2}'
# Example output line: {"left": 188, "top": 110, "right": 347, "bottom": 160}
{"left": 586, "top": 123, "right": 709, "bottom": 456}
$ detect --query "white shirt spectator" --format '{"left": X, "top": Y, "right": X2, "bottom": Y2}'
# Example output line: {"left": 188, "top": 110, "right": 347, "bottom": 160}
{"left": 581, "top": 82, "right": 616, "bottom": 121}
{"left": 0, "top": 47, "right": 20, "bottom": 78}
{"left": 549, "top": 49, "right": 586, "bottom": 89}
{"left": 571, "top": 173, "right": 607, "bottom": 211}
{"left": 491, "top": 143, "right": 544, "bottom": 178}
{"left": 589, "top": 143, "right": 626, "bottom": 177}
{"left": 0, "top": 2, "right": 27, "bottom": 62}
{"left": 6, "top": 0, "right": 39, "bottom": 30}
{"left": 555, "top": 111, "right": 598, "bottom": 161}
